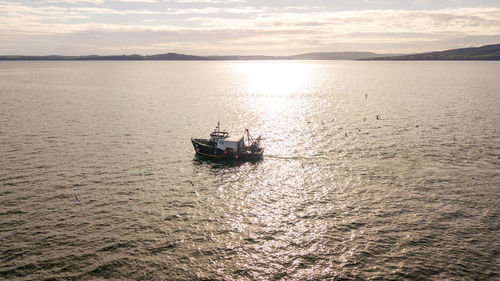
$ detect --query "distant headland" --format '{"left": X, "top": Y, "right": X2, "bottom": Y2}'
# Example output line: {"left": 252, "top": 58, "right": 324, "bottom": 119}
{"left": 1, "top": 43, "right": 499, "bottom": 61}
{"left": 364, "top": 43, "right": 500, "bottom": 60}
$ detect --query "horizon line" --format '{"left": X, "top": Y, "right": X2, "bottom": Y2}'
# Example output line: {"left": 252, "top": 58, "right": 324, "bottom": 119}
{"left": 2, "top": 43, "right": 499, "bottom": 58}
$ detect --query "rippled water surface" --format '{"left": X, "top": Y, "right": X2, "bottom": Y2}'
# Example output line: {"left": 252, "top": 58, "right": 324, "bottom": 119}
{"left": 1, "top": 61, "right": 499, "bottom": 280}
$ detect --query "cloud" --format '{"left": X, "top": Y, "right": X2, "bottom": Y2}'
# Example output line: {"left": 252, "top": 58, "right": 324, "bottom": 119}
{"left": 0, "top": 1, "right": 499, "bottom": 55}
{"left": 414, "top": 0, "right": 431, "bottom": 5}
{"left": 40, "top": 0, "right": 246, "bottom": 3}
{"left": 176, "top": 0, "right": 246, "bottom": 3}
{"left": 39, "top": 0, "right": 161, "bottom": 4}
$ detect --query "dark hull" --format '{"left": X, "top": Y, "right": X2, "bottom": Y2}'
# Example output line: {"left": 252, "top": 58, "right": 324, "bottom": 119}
{"left": 191, "top": 138, "right": 263, "bottom": 161}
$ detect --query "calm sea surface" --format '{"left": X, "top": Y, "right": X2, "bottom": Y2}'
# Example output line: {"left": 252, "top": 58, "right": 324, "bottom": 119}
{"left": 0, "top": 61, "right": 499, "bottom": 280}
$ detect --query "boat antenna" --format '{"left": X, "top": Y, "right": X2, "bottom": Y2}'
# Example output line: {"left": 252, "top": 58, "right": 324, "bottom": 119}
{"left": 245, "top": 128, "right": 251, "bottom": 143}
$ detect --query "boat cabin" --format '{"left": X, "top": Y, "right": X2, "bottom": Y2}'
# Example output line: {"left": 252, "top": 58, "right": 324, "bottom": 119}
{"left": 215, "top": 135, "right": 244, "bottom": 152}
{"left": 210, "top": 131, "right": 228, "bottom": 142}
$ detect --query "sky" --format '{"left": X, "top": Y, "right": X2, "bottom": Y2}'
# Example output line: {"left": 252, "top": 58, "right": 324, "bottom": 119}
{"left": 1, "top": 0, "right": 499, "bottom": 55}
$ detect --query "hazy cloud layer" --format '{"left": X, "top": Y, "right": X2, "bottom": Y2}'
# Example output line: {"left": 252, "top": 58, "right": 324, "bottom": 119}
{"left": 0, "top": 0, "right": 499, "bottom": 55}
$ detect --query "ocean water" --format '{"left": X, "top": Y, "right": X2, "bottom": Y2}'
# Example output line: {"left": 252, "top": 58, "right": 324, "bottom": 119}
{"left": 0, "top": 60, "right": 499, "bottom": 280}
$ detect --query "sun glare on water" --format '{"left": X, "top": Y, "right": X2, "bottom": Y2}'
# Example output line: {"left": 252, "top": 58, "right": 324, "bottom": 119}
{"left": 231, "top": 61, "right": 317, "bottom": 114}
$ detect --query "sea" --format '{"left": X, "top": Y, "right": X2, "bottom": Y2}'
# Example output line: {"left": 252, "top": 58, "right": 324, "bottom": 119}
{"left": 0, "top": 60, "right": 499, "bottom": 280}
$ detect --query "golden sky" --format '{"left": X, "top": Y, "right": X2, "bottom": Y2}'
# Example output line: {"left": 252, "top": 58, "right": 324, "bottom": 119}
{"left": 1, "top": 0, "right": 499, "bottom": 55}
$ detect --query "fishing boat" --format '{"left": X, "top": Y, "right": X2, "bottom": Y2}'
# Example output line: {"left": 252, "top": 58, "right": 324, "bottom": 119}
{"left": 191, "top": 123, "right": 264, "bottom": 161}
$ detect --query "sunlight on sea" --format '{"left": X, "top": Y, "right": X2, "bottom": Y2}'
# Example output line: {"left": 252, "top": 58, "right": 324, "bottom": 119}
{"left": 0, "top": 61, "right": 499, "bottom": 280}
{"left": 231, "top": 61, "right": 315, "bottom": 114}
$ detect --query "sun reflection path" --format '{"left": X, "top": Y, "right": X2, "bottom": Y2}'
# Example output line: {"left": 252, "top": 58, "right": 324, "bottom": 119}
{"left": 228, "top": 61, "right": 326, "bottom": 158}
{"left": 231, "top": 61, "right": 317, "bottom": 114}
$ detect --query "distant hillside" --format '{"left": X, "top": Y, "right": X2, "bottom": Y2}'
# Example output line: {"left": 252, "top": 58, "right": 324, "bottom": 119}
{"left": 206, "top": 52, "right": 396, "bottom": 60}
{"left": 146, "top": 53, "right": 208, "bottom": 60}
{"left": 367, "top": 43, "right": 500, "bottom": 60}
{"left": 0, "top": 53, "right": 208, "bottom": 61}
{"left": 287, "top": 52, "right": 397, "bottom": 60}
{"left": 0, "top": 51, "right": 396, "bottom": 61}
{"left": 205, "top": 55, "right": 281, "bottom": 60}
{"left": 2, "top": 44, "right": 498, "bottom": 60}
